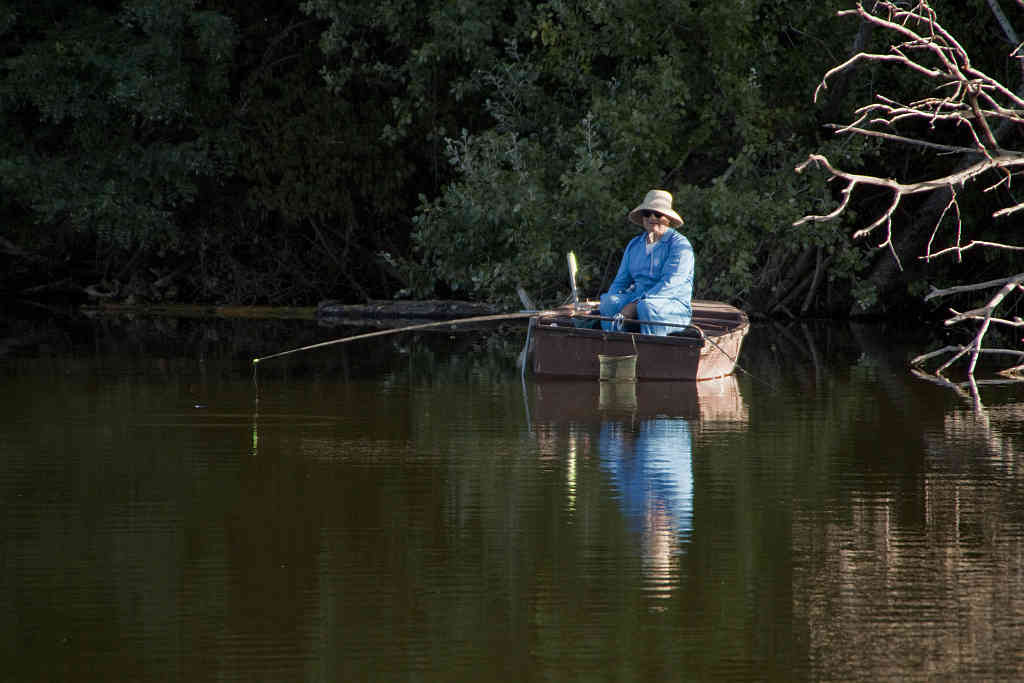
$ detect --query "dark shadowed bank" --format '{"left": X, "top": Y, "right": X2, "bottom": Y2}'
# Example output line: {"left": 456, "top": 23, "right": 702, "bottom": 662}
{"left": 2, "top": 1, "right": 1022, "bottom": 323}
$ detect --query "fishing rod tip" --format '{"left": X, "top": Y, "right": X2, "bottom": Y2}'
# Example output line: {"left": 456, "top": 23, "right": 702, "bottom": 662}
{"left": 252, "top": 358, "right": 260, "bottom": 365}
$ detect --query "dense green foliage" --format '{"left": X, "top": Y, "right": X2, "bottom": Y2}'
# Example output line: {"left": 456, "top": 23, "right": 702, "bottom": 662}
{"left": 1, "top": 1, "right": 237, "bottom": 293}
{"left": 1, "top": 0, "right": 1020, "bottom": 313}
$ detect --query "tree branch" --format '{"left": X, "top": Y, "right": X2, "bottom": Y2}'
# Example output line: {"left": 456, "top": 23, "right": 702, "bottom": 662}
{"left": 798, "top": 1, "right": 1024, "bottom": 378}
{"left": 924, "top": 272, "right": 1024, "bottom": 301}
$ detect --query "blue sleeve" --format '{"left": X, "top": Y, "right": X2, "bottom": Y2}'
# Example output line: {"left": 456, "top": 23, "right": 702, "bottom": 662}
{"left": 606, "top": 237, "right": 639, "bottom": 296}
{"left": 643, "top": 234, "right": 693, "bottom": 299}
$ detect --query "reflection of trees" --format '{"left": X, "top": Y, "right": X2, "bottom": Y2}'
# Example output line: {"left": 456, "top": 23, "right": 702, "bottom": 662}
{"left": 793, "top": 455, "right": 1024, "bottom": 680}
{"left": 935, "top": 400, "right": 1024, "bottom": 465}
{"left": 1, "top": 349, "right": 257, "bottom": 680}
{"left": 2, "top": 313, "right": 525, "bottom": 384}
{"left": 785, "top": 325, "right": 1024, "bottom": 681}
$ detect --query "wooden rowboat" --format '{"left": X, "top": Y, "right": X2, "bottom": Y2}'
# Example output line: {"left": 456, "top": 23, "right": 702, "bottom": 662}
{"left": 529, "top": 300, "right": 750, "bottom": 381}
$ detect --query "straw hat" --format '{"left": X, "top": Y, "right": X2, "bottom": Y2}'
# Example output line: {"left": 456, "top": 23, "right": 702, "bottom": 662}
{"left": 628, "top": 189, "right": 683, "bottom": 227}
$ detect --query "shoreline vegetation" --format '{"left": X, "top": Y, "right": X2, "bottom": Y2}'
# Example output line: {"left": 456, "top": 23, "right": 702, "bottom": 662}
{"left": 44, "top": 300, "right": 513, "bottom": 338}
{"left": 2, "top": 0, "right": 1022, "bottom": 356}
{"left": 74, "top": 299, "right": 501, "bottom": 322}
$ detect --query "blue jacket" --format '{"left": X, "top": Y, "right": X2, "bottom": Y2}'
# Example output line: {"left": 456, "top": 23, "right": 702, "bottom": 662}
{"left": 606, "top": 229, "right": 694, "bottom": 307}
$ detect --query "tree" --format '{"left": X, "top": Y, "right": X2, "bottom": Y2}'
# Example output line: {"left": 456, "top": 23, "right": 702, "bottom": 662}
{"left": 795, "top": 0, "right": 1024, "bottom": 378}
{"left": 356, "top": 0, "right": 874, "bottom": 310}
{"left": 0, "top": 0, "right": 417, "bottom": 305}
{"left": 0, "top": 0, "right": 240, "bottom": 300}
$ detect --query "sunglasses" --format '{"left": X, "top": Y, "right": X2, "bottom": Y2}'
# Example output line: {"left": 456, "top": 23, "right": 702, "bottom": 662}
{"left": 641, "top": 210, "right": 664, "bottom": 220}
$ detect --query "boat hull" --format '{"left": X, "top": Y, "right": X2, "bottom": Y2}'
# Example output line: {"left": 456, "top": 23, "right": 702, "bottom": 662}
{"left": 530, "top": 301, "right": 749, "bottom": 381}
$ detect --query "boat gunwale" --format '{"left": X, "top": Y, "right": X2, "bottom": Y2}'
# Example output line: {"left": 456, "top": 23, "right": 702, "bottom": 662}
{"left": 532, "top": 309, "right": 749, "bottom": 348}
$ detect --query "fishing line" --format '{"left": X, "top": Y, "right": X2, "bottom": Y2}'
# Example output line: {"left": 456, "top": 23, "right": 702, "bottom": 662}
{"left": 723, "top": 357, "right": 774, "bottom": 391}
{"left": 689, "top": 322, "right": 777, "bottom": 392}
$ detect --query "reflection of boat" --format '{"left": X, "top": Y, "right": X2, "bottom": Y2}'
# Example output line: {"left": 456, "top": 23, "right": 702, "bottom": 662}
{"left": 530, "top": 300, "right": 750, "bottom": 381}
{"left": 532, "top": 379, "right": 698, "bottom": 423}
{"left": 695, "top": 374, "right": 749, "bottom": 426}
{"left": 530, "top": 374, "right": 748, "bottom": 426}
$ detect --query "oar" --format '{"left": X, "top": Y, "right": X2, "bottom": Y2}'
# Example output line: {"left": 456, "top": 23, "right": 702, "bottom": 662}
{"left": 252, "top": 310, "right": 554, "bottom": 365}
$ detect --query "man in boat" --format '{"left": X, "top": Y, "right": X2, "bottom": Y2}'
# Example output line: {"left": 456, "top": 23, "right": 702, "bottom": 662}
{"left": 598, "top": 189, "right": 694, "bottom": 336}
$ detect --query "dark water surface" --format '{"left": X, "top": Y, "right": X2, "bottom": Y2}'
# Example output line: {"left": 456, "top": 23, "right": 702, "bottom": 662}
{"left": 3, "top": 314, "right": 1024, "bottom": 681}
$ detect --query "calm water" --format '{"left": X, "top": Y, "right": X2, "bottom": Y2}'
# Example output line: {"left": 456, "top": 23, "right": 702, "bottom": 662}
{"left": 3, "top": 314, "right": 1024, "bottom": 681}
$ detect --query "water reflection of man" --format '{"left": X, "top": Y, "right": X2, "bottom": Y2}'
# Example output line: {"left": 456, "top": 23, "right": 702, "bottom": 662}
{"left": 599, "top": 417, "right": 694, "bottom": 597}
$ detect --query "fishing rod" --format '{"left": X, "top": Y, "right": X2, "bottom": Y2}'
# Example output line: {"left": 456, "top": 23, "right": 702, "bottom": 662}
{"left": 255, "top": 308, "right": 721, "bottom": 364}
{"left": 251, "top": 310, "right": 556, "bottom": 365}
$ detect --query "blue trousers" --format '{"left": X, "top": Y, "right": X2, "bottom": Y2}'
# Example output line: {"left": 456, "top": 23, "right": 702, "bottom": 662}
{"left": 599, "top": 293, "right": 691, "bottom": 336}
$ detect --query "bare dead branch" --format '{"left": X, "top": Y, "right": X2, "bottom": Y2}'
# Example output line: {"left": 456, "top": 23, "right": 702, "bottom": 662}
{"left": 947, "top": 275, "right": 1024, "bottom": 374}
{"left": 925, "top": 190, "right": 961, "bottom": 261}
{"left": 925, "top": 240, "right": 1024, "bottom": 260}
{"left": 813, "top": 53, "right": 942, "bottom": 102}
{"left": 911, "top": 345, "right": 963, "bottom": 367}
{"left": 924, "top": 273, "right": 1024, "bottom": 301}
{"left": 911, "top": 368, "right": 972, "bottom": 399}
{"left": 794, "top": 154, "right": 1024, "bottom": 241}
{"left": 999, "top": 363, "right": 1024, "bottom": 377}
{"left": 920, "top": 345, "right": 1024, "bottom": 378}
{"left": 801, "top": 1, "right": 1024, "bottom": 379}
{"left": 994, "top": 201, "right": 1024, "bottom": 217}
{"left": 827, "top": 124, "right": 980, "bottom": 154}
{"left": 945, "top": 313, "right": 1024, "bottom": 327}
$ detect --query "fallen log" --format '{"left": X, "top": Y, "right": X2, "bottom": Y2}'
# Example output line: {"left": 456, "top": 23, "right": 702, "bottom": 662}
{"left": 316, "top": 299, "right": 500, "bottom": 320}
{"left": 81, "top": 303, "right": 317, "bottom": 319}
